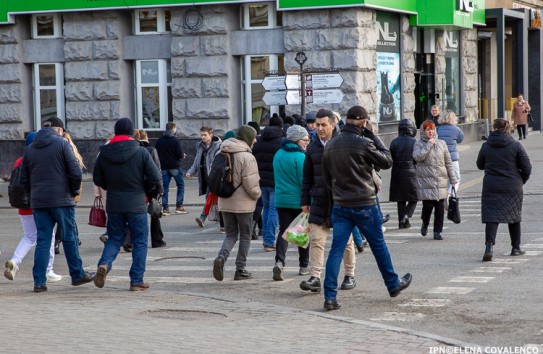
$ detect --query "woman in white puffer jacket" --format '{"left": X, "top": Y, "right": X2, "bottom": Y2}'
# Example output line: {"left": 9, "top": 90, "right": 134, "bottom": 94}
{"left": 413, "top": 120, "right": 457, "bottom": 240}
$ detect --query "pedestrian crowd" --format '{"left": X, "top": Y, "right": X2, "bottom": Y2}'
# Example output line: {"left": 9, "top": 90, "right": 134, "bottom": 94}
{"left": 2, "top": 102, "right": 532, "bottom": 311}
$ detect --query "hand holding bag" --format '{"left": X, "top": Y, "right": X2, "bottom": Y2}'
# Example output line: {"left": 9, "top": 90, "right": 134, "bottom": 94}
{"left": 527, "top": 113, "right": 533, "bottom": 123}
{"left": 282, "top": 212, "right": 310, "bottom": 248}
{"left": 204, "top": 193, "right": 219, "bottom": 221}
{"left": 148, "top": 195, "right": 163, "bottom": 219}
{"left": 89, "top": 197, "right": 106, "bottom": 227}
{"left": 447, "top": 187, "right": 461, "bottom": 224}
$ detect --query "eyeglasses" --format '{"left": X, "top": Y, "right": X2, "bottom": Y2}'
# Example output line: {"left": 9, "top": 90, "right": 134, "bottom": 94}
{"left": 300, "top": 138, "right": 310, "bottom": 143}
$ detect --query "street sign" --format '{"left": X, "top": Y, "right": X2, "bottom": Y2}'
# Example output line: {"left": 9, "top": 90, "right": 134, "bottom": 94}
{"left": 286, "top": 89, "right": 344, "bottom": 105}
{"left": 285, "top": 73, "right": 343, "bottom": 90}
{"left": 263, "top": 91, "right": 287, "bottom": 106}
{"left": 262, "top": 76, "right": 286, "bottom": 91}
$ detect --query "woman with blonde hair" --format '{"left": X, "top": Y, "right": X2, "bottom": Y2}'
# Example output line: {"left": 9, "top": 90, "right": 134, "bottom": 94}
{"left": 437, "top": 110, "right": 464, "bottom": 192}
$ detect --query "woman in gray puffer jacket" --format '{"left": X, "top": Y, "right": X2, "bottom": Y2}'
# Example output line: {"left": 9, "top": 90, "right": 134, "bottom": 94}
{"left": 413, "top": 120, "right": 458, "bottom": 240}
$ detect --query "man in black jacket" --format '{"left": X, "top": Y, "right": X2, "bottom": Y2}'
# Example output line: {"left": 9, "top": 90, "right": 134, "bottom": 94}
{"left": 252, "top": 115, "right": 284, "bottom": 251}
{"left": 300, "top": 109, "right": 356, "bottom": 293}
{"left": 20, "top": 117, "right": 94, "bottom": 293}
{"left": 321, "top": 106, "right": 412, "bottom": 310}
{"left": 93, "top": 118, "right": 162, "bottom": 291}
{"left": 155, "top": 122, "right": 187, "bottom": 216}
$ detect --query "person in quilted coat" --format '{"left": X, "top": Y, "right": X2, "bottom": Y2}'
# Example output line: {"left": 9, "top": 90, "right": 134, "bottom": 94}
{"left": 413, "top": 120, "right": 457, "bottom": 240}
{"left": 476, "top": 118, "right": 531, "bottom": 262}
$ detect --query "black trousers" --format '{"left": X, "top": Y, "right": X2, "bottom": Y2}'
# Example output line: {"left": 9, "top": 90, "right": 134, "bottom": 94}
{"left": 150, "top": 216, "right": 164, "bottom": 246}
{"left": 517, "top": 124, "right": 527, "bottom": 139}
{"left": 485, "top": 222, "right": 521, "bottom": 248}
{"left": 421, "top": 199, "right": 445, "bottom": 233}
{"left": 275, "top": 207, "right": 309, "bottom": 268}
{"left": 397, "top": 201, "right": 417, "bottom": 220}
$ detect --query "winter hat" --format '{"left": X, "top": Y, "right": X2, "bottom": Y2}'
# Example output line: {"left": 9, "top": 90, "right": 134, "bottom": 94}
{"left": 44, "top": 117, "right": 64, "bottom": 129}
{"left": 25, "top": 131, "right": 37, "bottom": 146}
{"left": 305, "top": 111, "right": 317, "bottom": 123}
{"left": 346, "top": 106, "right": 368, "bottom": 120}
{"left": 286, "top": 124, "right": 308, "bottom": 142}
{"left": 114, "top": 117, "right": 135, "bottom": 136}
{"left": 269, "top": 115, "right": 283, "bottom": 127}
{"left": 247, "top": 121, "right": 261, "bottom": 135}
{"left": 224, "top": 130, "right": 236, "bottom": 140}
{"left": 235, "top": 125, "right": 257, "bottom": 147}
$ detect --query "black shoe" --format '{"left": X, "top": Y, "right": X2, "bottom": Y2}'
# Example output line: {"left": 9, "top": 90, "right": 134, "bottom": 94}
{"left": 34, "top": 285, "right": 48, "bottom": 293}
{"left": 273, "top": 262, "right": 283, "bottom": 281}
{"left": 389, "top": 273, "right": 412, "bottom": 298}
{"left": 234, "top": 269, "right": 253, "bottom": 280}
{"left": 123, "top": 244, "right": 132, "bottom": 252}
{"left": 421, "top": 224, "right": 428, "bottom": 237}
{"left": 300, "top": 276, "right": 321, "bottom": 292}
{"left": 482, "top": 243, "right": 493, "bottom": 261}
{"left": 152, "top": 242, "right": 167, "bottom": 248}
{"left": 54, "top": 240, "right": 61, "bottom": 255}
{"left": 340, "top": 276, "right": 356, "bottom": 290}
{"left": 511, "top": 247, "right": 526, "bottom": 256}
{"left": 72, "top": 271, "right": 96, "bottom": 286}
{"left": 404, "top": 218, "right": 411, "bottom": 229}
{"left": 433, "top": 232, "right": 443, "bottom": 240}
{"left": 213, "top": 256, "right": 225, "bottom": 281}
{"left": 323, "top": 299, "right": 341, "bottom": 311}
{"left": 382, "top": 213, "right": 390, "bottom": 224}
{"left": 78, "top": 238, "right": 82, "bottom": 246}
{"left": 356, "top": 244, "right": 364, "bottom": 253}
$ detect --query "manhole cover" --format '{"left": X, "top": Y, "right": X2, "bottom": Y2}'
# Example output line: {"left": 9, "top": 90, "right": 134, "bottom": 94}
{"left": 144, "top": 309, "right": 226, "bottom": 321}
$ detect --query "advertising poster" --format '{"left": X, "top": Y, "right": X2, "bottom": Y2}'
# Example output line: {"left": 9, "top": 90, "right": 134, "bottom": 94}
{"left": 376, "top": 12, "right": 401, "bottom": 123}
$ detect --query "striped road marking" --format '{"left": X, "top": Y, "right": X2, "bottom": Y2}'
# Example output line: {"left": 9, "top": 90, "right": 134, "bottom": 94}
{"left": 449, "top": 276, "right": 494, "bottom": 283}
{"left": 398, "top": 299, "right": 451, "bottom": 307}
{"left": 427, "top": 287, "right": 475, "bottom": 295}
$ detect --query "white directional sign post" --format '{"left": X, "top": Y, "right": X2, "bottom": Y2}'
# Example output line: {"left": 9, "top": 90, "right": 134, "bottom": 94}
{"left": 286, "top": 88, "right": 344, "bottom": 105}
{"left": 262, "top": 76, "right": 286, "bottom": 91}
{"left": 285, "top": 73, "right": 344, "bottom": 90}
{"left": 263, "top": 91, "right": 287, "bottom": 106}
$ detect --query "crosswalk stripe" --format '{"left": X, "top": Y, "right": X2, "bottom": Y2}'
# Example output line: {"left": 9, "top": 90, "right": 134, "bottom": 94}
{"left": 399, "top": 299, "right": 451, "bottom": 307}
{"left": 427, "top": 287, "right": 475, "bottom": 295}
{"left": 471, "top": 267, "right": 511, "bottom": 273}
{"left": 449, "top": 276, "right": 494, "bottom": 283}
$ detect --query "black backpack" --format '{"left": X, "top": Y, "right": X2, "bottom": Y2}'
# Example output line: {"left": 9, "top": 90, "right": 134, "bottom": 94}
{"left": 207, "top": 152, "right": 240, "bottom": 198}
{"left": 8, "top": 164, "right": 30, "bottom": 209}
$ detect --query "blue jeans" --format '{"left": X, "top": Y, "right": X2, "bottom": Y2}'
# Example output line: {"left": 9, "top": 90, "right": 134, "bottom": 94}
{"left": 33, "top": 207, "right": 85, "bottom": 286}
{"left": 162, "top": 168, "right": 185, "bottom": 210}
{"left": 261, "top": 187, "right": 278, "bottom": 247}
{"left": 353, "top": 195, "right": 383, "bottom": 246}
{"left": 324, "top": 205, "right": 399, "bottom": 300}
{"left": 98, "top": 213, "right": 149, "bottom": 285}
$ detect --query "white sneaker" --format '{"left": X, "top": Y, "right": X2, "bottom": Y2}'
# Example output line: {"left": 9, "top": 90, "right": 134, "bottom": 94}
{"left": 4, "top": 260, "right": 18, "bottom": 281}
{"left": 46, "top": 271, "right": 62, "bottom": 282}
{"left": 382, "top": 226, "right": 387, "bottom": 233}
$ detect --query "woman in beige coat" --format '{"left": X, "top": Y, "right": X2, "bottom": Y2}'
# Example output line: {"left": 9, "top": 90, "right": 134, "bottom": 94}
{"left": 213, "top": 126, "right": 261, "bottom": 282}
{"left": 413, "top": 121, "right": 457, "bottom": 240}
{"left": 511, "top": 93, "right": 531, "bottom": 140}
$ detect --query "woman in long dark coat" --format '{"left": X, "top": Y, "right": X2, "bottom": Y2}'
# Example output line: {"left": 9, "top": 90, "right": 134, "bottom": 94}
{"left": 476, "top": 118, "right": 532, "bottom": 261}
{"left": 389, "top": 119, "right": 418, "bottom": 229}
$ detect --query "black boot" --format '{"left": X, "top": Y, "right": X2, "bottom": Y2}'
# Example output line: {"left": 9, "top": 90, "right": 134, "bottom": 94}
{"left": 483, "top": 243, "right": 493, "bottom": 261}
{"left": 433, "top": 232, "right": 443, "bottom": 240}
{"left": 251, "top": 220, "right": 259, "bottom": 240}
{"left": 421, "top": 223, "right": 428, "bottom": 236}
{"left": 300, "top": 276, "right": 321, "bottom": 292}
{"left": 510, "top": 247, "right": 526, "bottom": 256}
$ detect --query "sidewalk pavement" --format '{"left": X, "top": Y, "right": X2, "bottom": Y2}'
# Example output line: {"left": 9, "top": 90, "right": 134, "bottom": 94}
{"left": 2, "top": 132, "right": 541, "bottom": 353}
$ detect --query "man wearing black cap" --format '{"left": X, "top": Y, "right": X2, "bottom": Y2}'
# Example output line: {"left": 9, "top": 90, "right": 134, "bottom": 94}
{"left": 93, "top": 117, "right": 162, "bottom": 291}
{"left": 20, "top": 116, "right": 95, "bottom": 292}
{"left": 321, "top": 105, "right": 412, "bottom": 310}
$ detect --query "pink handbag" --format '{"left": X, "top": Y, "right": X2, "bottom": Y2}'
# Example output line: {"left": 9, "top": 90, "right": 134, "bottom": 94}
{"left": 89, "top": 197, "right": 106, "bottom": 228}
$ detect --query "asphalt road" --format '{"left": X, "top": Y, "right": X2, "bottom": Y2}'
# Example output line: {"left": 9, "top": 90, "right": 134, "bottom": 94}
{"left": 1, "top": 131, "right": 542, "bottom": 350}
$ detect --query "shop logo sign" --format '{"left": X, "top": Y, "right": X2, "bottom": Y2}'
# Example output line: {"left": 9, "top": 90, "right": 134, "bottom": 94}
{"left": 457, "top": 0, "right": 474, "bottom": 13}
{"left": 444, "top": 31, "right": 458, "bottom": 51}
{"left": 376, "top": 21, "right": 397, "bottom": 46}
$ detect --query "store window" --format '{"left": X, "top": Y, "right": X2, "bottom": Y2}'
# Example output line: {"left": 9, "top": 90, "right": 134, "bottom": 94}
{"left": 135, "top": 59, "right": 172, "bottom": 130}
{"left": 241, "top": 55, "right": 284, "bottom": 124}
{"left": 443, "top": 31, "right": 461, "bottom": 115}
{"left": 32, "top": 14, "right": 62, "bottom": 38}
{"left": 241, "top": 2, "right": 282, "bottom": 29}
{"left": 375, "top": 12, "right": 401, "bottom": 123}
{"left": 134, "top": 9, "right": 171, "bottom": 34}
{"left": 33, "top": 63, "right": 65, "bottom": 128}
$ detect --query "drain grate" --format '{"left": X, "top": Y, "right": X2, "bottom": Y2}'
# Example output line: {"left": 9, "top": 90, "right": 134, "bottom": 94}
{"left": 144, "top": 309, "right": 227, "bottom": 321}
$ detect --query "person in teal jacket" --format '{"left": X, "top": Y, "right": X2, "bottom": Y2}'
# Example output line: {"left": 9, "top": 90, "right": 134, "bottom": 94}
{"left": 272, "top": 124, "right": 310, "bottom": 281}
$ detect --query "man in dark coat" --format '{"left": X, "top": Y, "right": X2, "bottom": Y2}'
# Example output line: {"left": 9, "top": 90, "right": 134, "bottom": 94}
{"left": 427, "top": 105, "right": 441, "bottom": 126}
{"left": 389, "top": 119, "right": 418, "bottom": 229}
{"left": 300, "top": 109, "right": 356, "bottom": 293}
{"left": 155, "top": 122, "right": 187, "bottom": 215}
{"left": 476, "top": 118, "right": 532, "bottom": 261}
{"left": 252, "top": 115, "right": 285, "bottom": 251}
{"left": 20, "top": 117, "right": 94, "bottom": 292}
{"left": 322, "top": 105, "right": 411, "bottom": 310}
{"left": 93, "top": 118, "right": 162, "bottom": 291}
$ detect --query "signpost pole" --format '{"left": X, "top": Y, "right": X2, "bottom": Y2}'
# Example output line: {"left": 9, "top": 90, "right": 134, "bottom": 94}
{"left": 295, "top": 52, "right": 308, "bottom": 117}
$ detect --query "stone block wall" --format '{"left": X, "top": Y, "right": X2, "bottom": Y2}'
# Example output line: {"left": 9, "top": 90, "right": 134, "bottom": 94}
{"left": 170, "top": 6, "right": 239, "bottom": 138}
{"left": 401, "top": 16, "right": 417, "bottom": 121}
{"left": 462, "top": 29, "right": 479, "bottom": 123}
{"left": 62, "top": 11, "right": 131, "bottom": 139}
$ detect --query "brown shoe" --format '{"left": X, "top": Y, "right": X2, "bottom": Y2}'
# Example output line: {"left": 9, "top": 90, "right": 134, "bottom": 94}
{"left": 94, "top": 264, "right": 108, "bottom": 288}
{"left": 130, "top": 283, "right": 150, "bottom": 291}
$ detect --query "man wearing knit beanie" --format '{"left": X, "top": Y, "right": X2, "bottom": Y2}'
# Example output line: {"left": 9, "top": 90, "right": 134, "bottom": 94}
{"left": 213, "top": 125, "right": 261, "bottom": 281}
{"left": 114, "top": 117, "right": 134, "bottom": 136}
